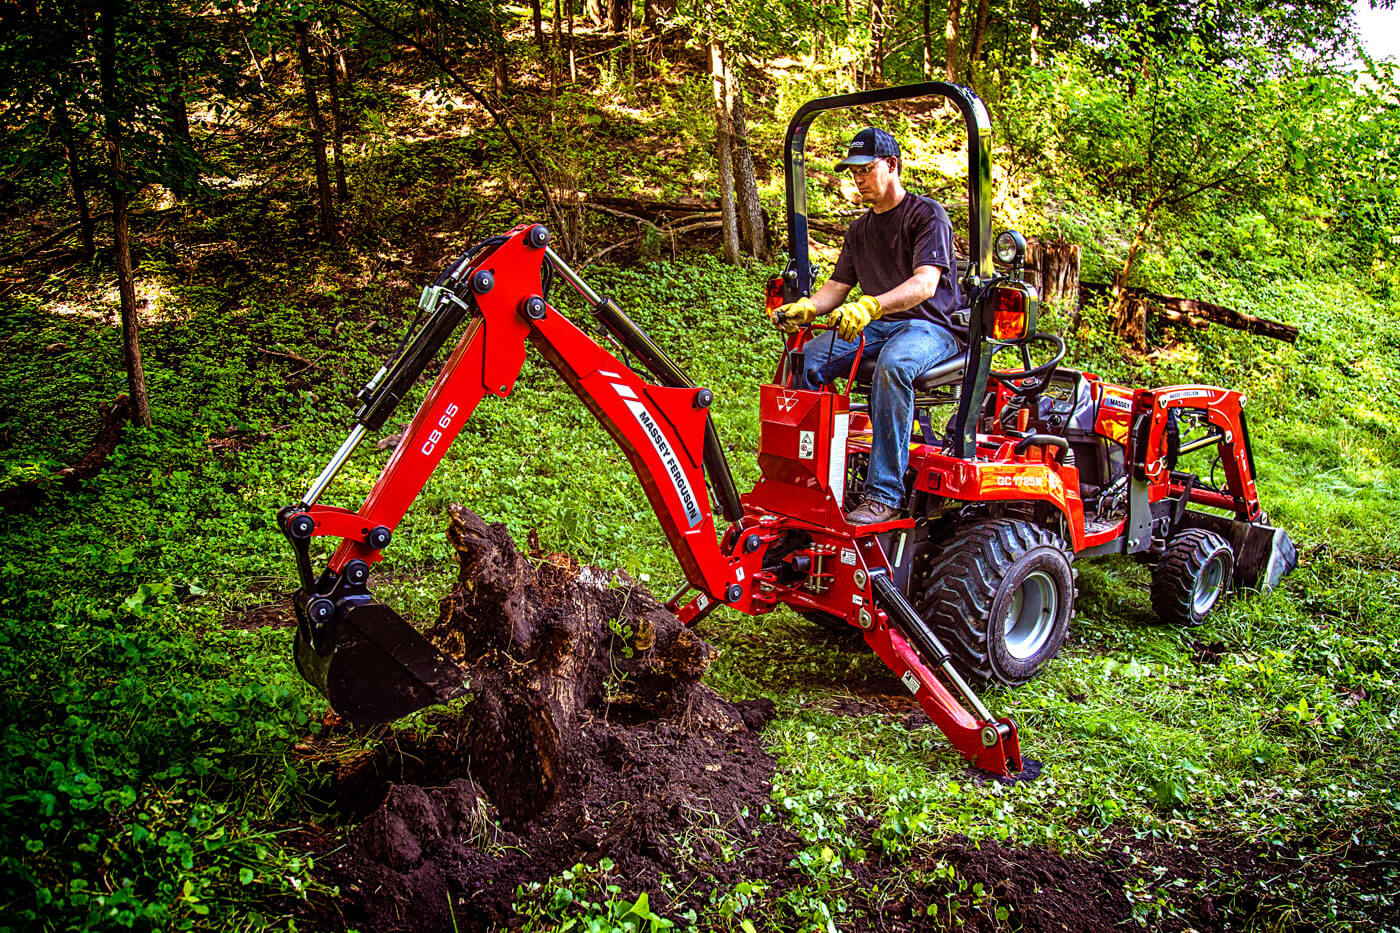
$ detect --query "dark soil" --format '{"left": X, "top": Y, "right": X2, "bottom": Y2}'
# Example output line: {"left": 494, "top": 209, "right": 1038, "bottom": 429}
{"left": 292, "top": 511, "right": 1386, "bottom": 931}
{"left": 305, "top": 508, "right": 796, "bottom": 931}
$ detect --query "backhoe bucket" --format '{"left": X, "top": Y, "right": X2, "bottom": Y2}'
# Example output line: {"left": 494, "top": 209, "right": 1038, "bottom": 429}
{"left": 294, "top": 599, "right": 470, "bottom": 727}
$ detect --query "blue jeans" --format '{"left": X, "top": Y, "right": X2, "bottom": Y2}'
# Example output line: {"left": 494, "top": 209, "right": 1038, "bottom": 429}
{"left": 797, "top": 318, "right": 961, "bottom": 508}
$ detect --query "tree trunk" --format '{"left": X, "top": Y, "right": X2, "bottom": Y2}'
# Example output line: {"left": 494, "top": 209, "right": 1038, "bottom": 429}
{"left": 323, "top": 33, "right": 350, "bottom": 200}
{"left": 530, "top": 0, "right": 546, "bottom": 53}
{"left": 329, "top": 8, "right": 352, "bottom": 93}
{"left": 709, "top": 42, "right": 740, "bottom": 265}
{"left": 100, "top": 0, "right": 153, "bottom": 427}
{"left": 567, "top": 0, "right": 577, "bottom": 81}
{"left": 293, "top": 21, "right": 337, "bottom": 245}
{"left": 923, "top": 0, "right": 933, "bottom": 80}
{"left": 553, "top": 0, "right": 562, "bottom": 62}
{"left": 1027, "top": 0, "right": 1042, "bottom": 65}
{"left": 730, "top": 93, "right": 768, "bottom": 262}
{"left": 968, "top": 0, "right": 989, "bottom": 83}
{"left": 1115, "top": 295, "right": 1150, "bottom": 353}
{"left": 494, "top": 54, "right": 509, "bottom": 95}
{"left": 53, "top": 95, "right": 95, "bottom": 258}
{"left": 585, "top": 0, "right": 603, "bottom": 27}
{"left": 607, "top": 0, "right": 625, "bottom": 31}
{"left": 871, "top": 0, "right": 885, "bottom": 84}
{"left": 1110, "top": 207, "right": 1156, "bottom": 351}
{"left": 1026, "top": 237, "right": 1080, "bottom": 329}
{"left": 944, "top": 0, "right": 962, "bottom": 82}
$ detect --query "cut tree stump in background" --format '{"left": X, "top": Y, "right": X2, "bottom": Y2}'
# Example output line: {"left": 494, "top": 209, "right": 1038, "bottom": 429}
{"left": 1026, "top": 238, "right": 1081, "bottom": 321}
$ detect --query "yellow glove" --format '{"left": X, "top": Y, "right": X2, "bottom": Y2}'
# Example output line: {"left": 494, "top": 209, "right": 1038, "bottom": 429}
{"left": 828, "top": 295, "right": 882, "bottom": 342}
{"left": 770, "top": 296, "right": 819, "bottom": 333}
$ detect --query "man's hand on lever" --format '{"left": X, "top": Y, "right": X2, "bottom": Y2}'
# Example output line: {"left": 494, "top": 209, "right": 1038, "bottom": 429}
{"left": 770, "top": 296, "right": 821, "bottom": 333}
{"left": 828, "top": 295, "right": 882, "bottom": 342}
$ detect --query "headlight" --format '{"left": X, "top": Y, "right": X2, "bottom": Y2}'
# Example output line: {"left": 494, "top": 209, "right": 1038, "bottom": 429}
{"left": 994, "top": 230, "right": 1027, "bottom": 266}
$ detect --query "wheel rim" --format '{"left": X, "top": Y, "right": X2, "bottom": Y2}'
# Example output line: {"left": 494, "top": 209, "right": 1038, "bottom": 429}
{"left": 1003, "top": 570, "right": 1058, "bottom": 660}
{"left": 1192, "top": 554, "right": 1227, "bottom": 616}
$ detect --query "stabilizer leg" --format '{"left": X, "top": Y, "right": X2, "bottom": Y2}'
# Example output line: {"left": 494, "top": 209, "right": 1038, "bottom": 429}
{"left": 867, "top": 570, "right": 1025, "bottom": 777}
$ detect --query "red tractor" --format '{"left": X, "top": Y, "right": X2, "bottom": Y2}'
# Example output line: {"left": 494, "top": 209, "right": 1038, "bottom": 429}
{"left": 278, "top": 83, "right": 1295, "bottom": 778}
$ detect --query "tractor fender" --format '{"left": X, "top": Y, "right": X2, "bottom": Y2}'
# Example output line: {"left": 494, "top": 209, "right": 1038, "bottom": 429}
{"left": 913, "top": 455, "right": 1087, "bottom": 551}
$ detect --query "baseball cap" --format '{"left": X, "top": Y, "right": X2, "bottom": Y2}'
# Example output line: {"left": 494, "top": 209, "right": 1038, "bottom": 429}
{"left": 835, "top": 127, "right": 901, "bottom": 170}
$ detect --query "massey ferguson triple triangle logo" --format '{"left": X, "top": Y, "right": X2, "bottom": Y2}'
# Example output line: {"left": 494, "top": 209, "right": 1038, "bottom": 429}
{"left": 775, "top": 391, "right": 799, "bottom": 413}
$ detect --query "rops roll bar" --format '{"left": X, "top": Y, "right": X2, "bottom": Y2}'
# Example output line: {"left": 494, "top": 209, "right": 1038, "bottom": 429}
{"left": 780, "top": 82, "right": 994, "bottom": 301}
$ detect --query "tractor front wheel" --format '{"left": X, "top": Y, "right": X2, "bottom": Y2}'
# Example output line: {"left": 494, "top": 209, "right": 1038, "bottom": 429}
{"left": 1151, "top": 529, "right": 1233, "bottom": 626}
{"left": 917, "top": 520, "right": 1075, "bottom": 686}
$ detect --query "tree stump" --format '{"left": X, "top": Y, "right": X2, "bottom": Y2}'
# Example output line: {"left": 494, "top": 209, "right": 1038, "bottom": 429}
{"left": 427, "top": 506, "right": 743, "bottom": 824}
{"left": 1113, "top": 293, "right": 1151, "bottom": 352}
{"left": 1027, "top": 238, "right": 1081, "bottom": 324}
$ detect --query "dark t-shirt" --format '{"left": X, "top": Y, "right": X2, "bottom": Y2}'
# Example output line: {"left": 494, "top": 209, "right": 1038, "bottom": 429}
{"left": 830, "top": 193, "right": 962, "bottom": 335}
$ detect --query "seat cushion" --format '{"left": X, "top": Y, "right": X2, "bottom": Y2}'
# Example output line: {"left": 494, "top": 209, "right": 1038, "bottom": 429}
{"left": 853, "top": 353, "right": 966, "bottom": 392}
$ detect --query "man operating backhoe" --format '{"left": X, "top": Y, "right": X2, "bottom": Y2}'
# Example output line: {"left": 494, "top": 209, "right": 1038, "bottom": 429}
{"left": 771, "top": 127, "right": 964, "bottom": 525}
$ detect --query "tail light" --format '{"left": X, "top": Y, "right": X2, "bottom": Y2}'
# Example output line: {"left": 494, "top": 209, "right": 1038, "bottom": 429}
{"left": 990, "top": 286, "right": 1029, "bottom": 340}
{"left": 765, "top": 276, "right": 785, "bottom": 313}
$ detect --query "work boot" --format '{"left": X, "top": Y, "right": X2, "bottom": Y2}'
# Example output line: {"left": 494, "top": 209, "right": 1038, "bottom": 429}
{"left": 846, "top": 498, "right": 900, "bottom": 525}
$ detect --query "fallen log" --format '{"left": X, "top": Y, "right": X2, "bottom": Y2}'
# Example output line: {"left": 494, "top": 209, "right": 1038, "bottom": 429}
{"left": 0, "top": 395, "right": 132, "bottom": 514}
{"left": 1082, "top": 283, "right": 1299, "bottom": 343}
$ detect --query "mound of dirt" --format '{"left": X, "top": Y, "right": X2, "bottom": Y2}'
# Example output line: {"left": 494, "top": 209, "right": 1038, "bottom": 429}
{"left": 312, "top": 507, "right": 793, "bottom": 931}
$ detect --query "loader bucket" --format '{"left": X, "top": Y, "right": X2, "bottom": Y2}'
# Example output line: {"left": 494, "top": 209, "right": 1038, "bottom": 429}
{"left": 294, "top": 598, "right": 470, "bottom": 727}
{"left": 1233, "top": 522, "right": 1298, "bottom": 592}
{"left": 1180, "top": 512, "right": 1298, "bottom": 593}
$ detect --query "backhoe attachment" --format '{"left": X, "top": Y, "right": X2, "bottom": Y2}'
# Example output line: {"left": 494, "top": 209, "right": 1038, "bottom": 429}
{"left": 276, "top": 223, "right": 1029, "bottom": 781}
{"left": 278, "top": 224, "right": 741, "bottom": 728}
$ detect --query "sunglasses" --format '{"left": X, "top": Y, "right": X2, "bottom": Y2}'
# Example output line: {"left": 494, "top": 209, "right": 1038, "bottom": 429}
{"left": 849, "top": 159, "right": 892, "bottom": 178}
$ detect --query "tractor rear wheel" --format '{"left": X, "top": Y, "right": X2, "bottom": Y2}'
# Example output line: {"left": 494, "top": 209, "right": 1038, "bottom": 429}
{"left": 1151, "top": 529, "right": 1233, "bottom": 626}
{"left": 917, "top": 520, "right": 1075, "bottom": 685}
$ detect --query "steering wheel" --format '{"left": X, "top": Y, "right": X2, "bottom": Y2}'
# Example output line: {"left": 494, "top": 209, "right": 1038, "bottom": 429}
{"left": 987, "top": 332, "right": 1066, "bottom": 397}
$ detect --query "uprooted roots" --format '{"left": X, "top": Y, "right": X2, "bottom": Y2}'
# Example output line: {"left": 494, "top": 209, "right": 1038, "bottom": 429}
{"left": 315, "top": 507, "right": 780, "bottom": 931}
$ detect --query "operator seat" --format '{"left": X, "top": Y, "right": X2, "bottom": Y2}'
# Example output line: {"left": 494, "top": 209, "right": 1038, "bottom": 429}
{"left": 847, "top": 352, "right": 970, "bottom": 449}
{"left": 850, "top": 353, "right": 966, "bottom": 395}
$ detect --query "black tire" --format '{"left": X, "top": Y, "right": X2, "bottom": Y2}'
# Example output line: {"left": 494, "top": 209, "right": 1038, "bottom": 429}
{"left": 1151, "top": 529, "right": 1233, "bottom": 626}
{"left": 916, "top": 520, "right": 1075, "bottom": 686}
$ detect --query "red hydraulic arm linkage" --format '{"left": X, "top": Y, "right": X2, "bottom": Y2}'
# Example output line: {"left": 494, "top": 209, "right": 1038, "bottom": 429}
{"left": 279, "top": 224, "right": 1025, "bottom": 777}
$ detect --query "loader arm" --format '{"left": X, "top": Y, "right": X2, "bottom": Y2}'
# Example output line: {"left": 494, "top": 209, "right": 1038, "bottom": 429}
{"left": 1133, "top": 385, "right": 1261, "bottom": 521}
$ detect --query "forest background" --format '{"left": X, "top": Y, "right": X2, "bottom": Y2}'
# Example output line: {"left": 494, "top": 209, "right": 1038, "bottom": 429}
{"left": 1, "top": 0, "right": 1399, "bottom": 929}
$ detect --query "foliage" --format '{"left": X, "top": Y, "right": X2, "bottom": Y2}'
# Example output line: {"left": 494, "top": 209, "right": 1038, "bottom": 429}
{"left": 514, "top": 858, "right": 683, "bottom": 932}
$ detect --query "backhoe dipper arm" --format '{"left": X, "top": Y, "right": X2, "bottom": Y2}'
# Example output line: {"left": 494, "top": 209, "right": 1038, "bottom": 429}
{"left": 283, "top": 225, "right": 737, "bottom": 606}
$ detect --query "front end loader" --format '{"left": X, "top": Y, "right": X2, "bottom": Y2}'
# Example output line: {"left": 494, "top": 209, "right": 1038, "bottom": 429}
{"left": 277, "top": 83, "right": 1295, "bottom": 779}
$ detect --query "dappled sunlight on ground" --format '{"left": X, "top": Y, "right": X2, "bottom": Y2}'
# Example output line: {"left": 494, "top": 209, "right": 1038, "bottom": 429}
{"left": 46, "top": 278, "right": 188, "bottom": 327}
